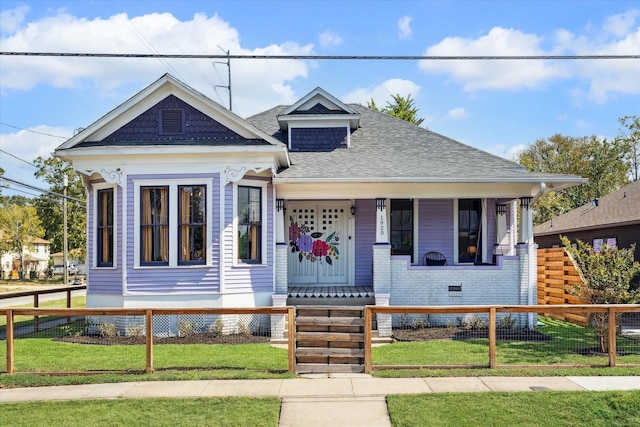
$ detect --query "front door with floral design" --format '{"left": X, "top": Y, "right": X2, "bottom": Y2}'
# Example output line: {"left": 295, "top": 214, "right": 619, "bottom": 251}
{"left": 287, "top": 202, "right": 349, "bottom": 285}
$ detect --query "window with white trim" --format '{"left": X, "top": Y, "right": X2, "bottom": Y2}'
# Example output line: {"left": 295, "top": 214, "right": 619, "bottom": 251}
{"left": 234, "top": 180, "right": 267, "bottom": 265}
{"left": 96, "top": 187, "right": 114, "bottom": 267}
{"left": 135, "top": 180, "right": 210, "bottom": 267}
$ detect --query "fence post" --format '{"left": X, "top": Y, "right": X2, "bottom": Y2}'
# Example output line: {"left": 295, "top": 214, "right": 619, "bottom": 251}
{"left": 66, "top": 289, "right": 72, "bottom": 323}
{"left": 608, "top": 306, "right": 617, "bottom": 367}
{"left": 364, "top": 306, "right": 372, "bottom": 374}
{"left": 488, "top": 307, "right": 497, "bottom": 369}
{"left": 34, "top": 294, "right": 39, "bottom": 333}
{"left": 287, "top": 307, "right": 295, "bottom": 374}
{"left": 6, "top": 309, "right": 14, "bottom": 374}
{"left": 145, "top": 310, "right": 153, "bottom": 373}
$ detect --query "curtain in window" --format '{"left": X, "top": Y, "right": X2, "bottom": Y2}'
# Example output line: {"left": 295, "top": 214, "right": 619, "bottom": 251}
{"left": 98, "top": 189, "right": 113, "bottom": 266}
{"left": 180, "top": 187, "right": 191, "bottom": 261}
{"left": 141, "top": 187, "right": 168, "bottom": 263}
{"left": 238, "top": 186, "right": 261, "bottom": 262}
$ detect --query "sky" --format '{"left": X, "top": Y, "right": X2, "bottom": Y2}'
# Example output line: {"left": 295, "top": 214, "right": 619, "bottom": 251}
{"left": 1, "top": 0, "right": 639, "bottom": 198}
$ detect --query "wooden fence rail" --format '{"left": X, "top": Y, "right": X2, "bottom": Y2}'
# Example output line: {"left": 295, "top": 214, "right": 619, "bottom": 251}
{"left": 3, "top": 307, "right": 295, "bottom": 375}
{"left": 365, "top": 304, "right": 640, "bottom": 373}
{"left": 537, "top": 248, "right": 588, "bottom": 325}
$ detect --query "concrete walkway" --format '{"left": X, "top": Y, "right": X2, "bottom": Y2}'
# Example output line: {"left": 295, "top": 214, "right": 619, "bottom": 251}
{"left": 1, "top": 375, "right": 639, "bottom": 426}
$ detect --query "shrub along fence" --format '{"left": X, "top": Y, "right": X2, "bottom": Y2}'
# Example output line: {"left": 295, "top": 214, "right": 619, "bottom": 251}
{"left": 364, "top": 304, "right": 640, "bottom": 373}
{"left": 2, "top": 307, "right": 294, "bottom": 375}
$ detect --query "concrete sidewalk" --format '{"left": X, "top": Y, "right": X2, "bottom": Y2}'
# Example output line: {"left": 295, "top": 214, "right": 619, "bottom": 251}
{"left": 1, "top": 375, "right": 639, "bottom": 426}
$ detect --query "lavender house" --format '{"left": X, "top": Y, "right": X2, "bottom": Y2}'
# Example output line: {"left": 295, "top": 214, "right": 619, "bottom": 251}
{"left": 55, "top": 74, "right": 584, "bottom": 333}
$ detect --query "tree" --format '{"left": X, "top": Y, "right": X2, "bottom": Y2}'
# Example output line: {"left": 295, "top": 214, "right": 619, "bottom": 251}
{"left": 33, "top": 156, "right": 86, "bottom": 259}
{"left": 616, "top": 115, "right": 640, "bottom": 181}
{"left": 367, "top": 94, "right": 425, "bottom": 126}
{"left": 518, "top": 134, "right": 630, "bottom": 225}
{"left": 0, "top": 203, "right": 45, "bottom": 274}
{"left": 561, "top": 236, "right": 640, "bottom": 353}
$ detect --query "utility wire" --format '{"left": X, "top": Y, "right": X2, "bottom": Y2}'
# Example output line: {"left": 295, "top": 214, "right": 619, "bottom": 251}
{"left": 0, "top": 122, "right": 69, "bottom": 139}
{"left": 0, "top": 149, "right": 39, "bottom": 168}
{"left": 1, "top": 52, "right": 638, "bottom": 60}
{"left": 0, "top": 176, "right": 85, "bottom": 203}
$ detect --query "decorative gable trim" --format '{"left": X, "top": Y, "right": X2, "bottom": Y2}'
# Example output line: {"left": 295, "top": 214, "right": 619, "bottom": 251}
{"left": 277, "top": 87, "right": 360, "bottom": 132}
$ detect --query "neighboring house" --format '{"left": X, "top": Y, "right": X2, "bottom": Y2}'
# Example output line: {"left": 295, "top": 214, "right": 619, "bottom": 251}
{"left": 534, "top": 179, "right": 640, "bottom": 263}
{"left": 54, "top": 74, "right": 583, "bottom": 333}
{"left": 1, "top": 237, "right": 50, "bottom": 279}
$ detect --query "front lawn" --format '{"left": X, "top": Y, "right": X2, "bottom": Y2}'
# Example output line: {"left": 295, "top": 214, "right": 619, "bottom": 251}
{"left": 372, "top": 316, "right": 640, "bottom": 368}
{"left": 387, "top": 390, "right": 640, "bottom": 427}
{"left": 1, "top": 397, "right": 281, "bottom": 427}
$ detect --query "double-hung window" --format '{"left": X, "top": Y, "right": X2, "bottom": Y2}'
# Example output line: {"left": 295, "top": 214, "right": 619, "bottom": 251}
{"left": 237, "top": 185, "right": 262, "bottom": 264}
{"left": 137, "top": 181, "right": 209, "bottom": 267}
{"left": 390, "top": 199, "right": 414, "bottom": 261}
{"left": 179, "top": 185, "right": 206, "bottom": 265}
{"left": 97, "top": 188, "right": 114, "bottom": 267}
{"left": 458, "top": 199, "right": 482, "bottom": 263}
{"left": 141, "top": 186, "right": 169, "bottom": 265}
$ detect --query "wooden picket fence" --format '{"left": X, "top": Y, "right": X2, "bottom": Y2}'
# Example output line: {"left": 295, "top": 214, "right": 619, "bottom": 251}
{"left": 537, "top": 247, "right": 588, "bottom": 325}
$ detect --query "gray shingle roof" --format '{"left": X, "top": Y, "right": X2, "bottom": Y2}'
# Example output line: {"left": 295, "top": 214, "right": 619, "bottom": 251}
{"left": 248, "top": 104, "right": 579, "bottom": 184}
{"left": 534, "top": 180, "right": 640, "bottom": 235}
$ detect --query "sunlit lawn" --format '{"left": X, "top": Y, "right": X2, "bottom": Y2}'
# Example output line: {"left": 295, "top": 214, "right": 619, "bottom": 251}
{"left": 387, "top": 391, "right": 640, "bottom": 427}
{"left": 1, "top": 397, "right": 281, "bottom": 427}
{"left": 372, "top": 316, "right": 640, "bottom": 367}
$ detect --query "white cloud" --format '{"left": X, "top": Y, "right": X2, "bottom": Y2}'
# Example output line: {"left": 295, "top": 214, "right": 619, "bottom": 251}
{"left": 447, "top": 108, "right": 469, "bottom": 119}
{"left": 398, "top": 16, "right": 412, "bottom": 40}
{"left": 342, "top": 78, "right": 421, "bottom": 106}
{"left": 0, "top": 5, "right": 29, "bottom": 34}
{"left": 0, "top": 126, "right": 73, "bottom": 191}
{"left": 0, "top": 11, "right": 314, "bottom": 116}
{"left": 419, "top": 10, "right": 640, "bottom": 102}
{"left": 319, "top": 30, "right": 342, "bottom": 48}
{"left": 419, "top": 27, "right": 569, "bottom": 91}
{"left": 486, "top": 143, "right": 525, "bottom": 161}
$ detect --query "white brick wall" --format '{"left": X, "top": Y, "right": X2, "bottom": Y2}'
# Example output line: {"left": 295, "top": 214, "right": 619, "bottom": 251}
{"left": 275, "top": 244, "right": 289, "bottom": 294}
{"left": 386, "top": 253, "right": 532, "bottom": 327}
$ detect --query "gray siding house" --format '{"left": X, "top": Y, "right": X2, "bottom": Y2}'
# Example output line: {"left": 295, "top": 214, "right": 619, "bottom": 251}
{"left": 55, "top": 74, "right": 584, "bottom": 334}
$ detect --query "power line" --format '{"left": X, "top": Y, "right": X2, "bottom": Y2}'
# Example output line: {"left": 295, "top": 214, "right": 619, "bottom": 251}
{"left": 1, "top": 52, "right": 638, "bottom": 60}
{"left": 0, "top": 149, "right": 39, "bottom": 168}
{"left": 0, "top": 176, "right": 85, "bottom": 203}
{"left": 0, "top": 122, "right": 69, "bottom": 139}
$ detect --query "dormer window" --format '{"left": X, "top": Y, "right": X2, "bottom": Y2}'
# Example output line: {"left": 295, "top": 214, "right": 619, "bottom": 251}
{"left": 160, "top": 109, "right": 184, "bottom": 134}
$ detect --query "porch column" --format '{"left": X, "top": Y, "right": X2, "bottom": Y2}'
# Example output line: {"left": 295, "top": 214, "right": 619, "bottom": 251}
{"left": 519, "top": 197, "right": 533, "bottom": 244}
{"left": 375, "top": 198, "right": 388, "bottom": 244}
{"left": 519, "top": 197, "right": 537, "bottom": 327}
{"left": 274, "top": 199, "right": 288, "bottom": 295}
{"left": 271, "top": 294, "right": 288, "bottom": 340}
{"left": 275, "top": 199, "right": 286, "bottom": 244}
{"left": 375, "top": 293, "right": 392, "bottom": 337}
{"left": 495, "top": 204, "right": 507, "bottom": 256}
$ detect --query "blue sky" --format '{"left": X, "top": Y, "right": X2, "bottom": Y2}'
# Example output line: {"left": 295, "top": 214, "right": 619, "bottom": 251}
{"left": 1, "top": 1, "right": 639, "bottom": 197}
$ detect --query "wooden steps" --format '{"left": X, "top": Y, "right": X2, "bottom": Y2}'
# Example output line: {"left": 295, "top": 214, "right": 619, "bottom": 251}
{"left": 295, "top": 306, "right": 365, "bottom": 374}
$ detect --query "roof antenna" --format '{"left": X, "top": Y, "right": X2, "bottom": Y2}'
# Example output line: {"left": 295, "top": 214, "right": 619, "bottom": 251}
{"left": 213, "top": 46, "right": 232, "bottom": 111}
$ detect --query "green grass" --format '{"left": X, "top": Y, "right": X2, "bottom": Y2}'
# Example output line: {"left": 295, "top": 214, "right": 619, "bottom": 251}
{"left": 387, "top": 390, "right": 640, "bottom": 427}
{"left": 372, "top": 316, "right": 640, "bottom": 368}
{"left": 1, "top": 397, "right": 281, "bottom": 427}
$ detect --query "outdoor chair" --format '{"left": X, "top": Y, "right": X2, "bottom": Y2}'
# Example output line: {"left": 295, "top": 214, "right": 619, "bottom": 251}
{"left": 423, "top": 251, "right": 447, "bottom": 266}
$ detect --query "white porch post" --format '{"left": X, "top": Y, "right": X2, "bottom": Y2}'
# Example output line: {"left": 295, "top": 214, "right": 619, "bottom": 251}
{"left": 274, "top": 199, "right": 288, "bottom": 295}
{"left": 495, "top": 203, "right": 507, "bottom": 257}
{"left": 373, "top": 198, "right": 392, "bottom": 336}
{"left": 375, "top": 198, "right": 388, "bottom": 244}
{"left": 519, "top": 197, "right": 537, "bottom": 327}
{"left": 275, "top": 199, "right": 286, "bottom": 244}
